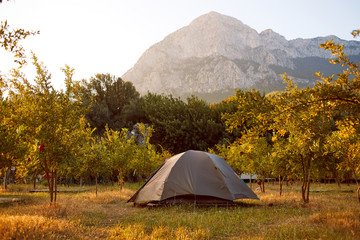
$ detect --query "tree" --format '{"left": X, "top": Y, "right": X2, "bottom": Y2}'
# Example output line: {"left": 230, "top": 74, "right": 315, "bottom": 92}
{"left": 6, "top": 54, "right": 87, "bottom": 203}
{"left": 326, "top": 121, "right": 360, "bottom": 202}
{"left": 222, "top": 89, "right": 274, "bottom": 138}
{"left": 223, "top": 84, "right": 334, "bottom": 202}
{"left": 233, "top": 137, "right": 272, "bottom": 193}
{"left": 138, "top": 93, "right": 232, "bottom": 153}
{"left": 79, "top": 131, "right": 107, "bottom": 196}
{"left": 0, "top": 106, "right": 27, "bottom": 189}
{"left": 127, "top": 123, "right": 163, "bottom": 181}
{"left": 0, "top": 21, "right": 38, "bottom": 189}
{"left": 270, "top": 137, "right": 293, "bottom": 196}
{"left": 102, "top": 126, "right": 135, "bottom": 186}
{"left": 288, "top": 28, "right": 360, "bottom": 202}
{"left": 79, "top": 73, "right": 140, "bottom": 136}
{"left": 222, "top": 28, "right": 360, "bottom": 203}
{"left": 274, "top": 86, "right": 334, "bottom": 202}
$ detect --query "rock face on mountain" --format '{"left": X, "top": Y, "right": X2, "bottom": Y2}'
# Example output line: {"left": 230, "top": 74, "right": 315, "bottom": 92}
{"left": 122, "top": 11, "right": 360, "bottom": 102}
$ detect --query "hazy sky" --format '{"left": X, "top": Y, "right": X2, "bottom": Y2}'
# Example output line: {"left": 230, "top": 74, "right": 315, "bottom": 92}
{"left": 1, "top": 0, "right": 359, "bottom": 89}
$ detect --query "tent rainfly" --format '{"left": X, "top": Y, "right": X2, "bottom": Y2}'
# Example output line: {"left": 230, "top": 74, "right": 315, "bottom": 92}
{"left": 128, "top": 150, "right": 259, "bottom": 205}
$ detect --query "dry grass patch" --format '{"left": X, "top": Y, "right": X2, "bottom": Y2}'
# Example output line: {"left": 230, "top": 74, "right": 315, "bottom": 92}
{"left": 309, "top": 210, "right": 360, "bottom": 232}
{"left": 0, "top": 214, "right": 88, "bottom": 240}
{"left": 108, "top": 224, "right": 210, "bottom": 240}
{"left": 1, "top": 183, "right": 360, "bottom": 239}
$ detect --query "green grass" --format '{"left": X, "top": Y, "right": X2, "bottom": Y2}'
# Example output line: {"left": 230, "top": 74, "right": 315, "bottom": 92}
{"left": 0, "top": 182, "right": 359, "bottom": 239}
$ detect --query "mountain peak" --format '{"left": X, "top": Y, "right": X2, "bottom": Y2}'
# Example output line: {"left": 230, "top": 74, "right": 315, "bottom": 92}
{"left": 122, "top": 12, "right": 360, "bottom": 101}
{"left": 190, "top": 11, "right": 246, "bottom": 28}
{"left": 192, "top": 11, "right": 237, "bottom": 20}
{"left": 151, "top": 11, "right": 260, "bottom": 60}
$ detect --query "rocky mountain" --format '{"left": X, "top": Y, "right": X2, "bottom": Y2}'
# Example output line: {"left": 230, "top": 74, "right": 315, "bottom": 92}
{"left": 122, "top": 11, "right": 360, "bottom": 102}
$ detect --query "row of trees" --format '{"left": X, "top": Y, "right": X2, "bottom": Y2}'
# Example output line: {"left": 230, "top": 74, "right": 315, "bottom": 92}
{"left": 1, "top": 53, "right": 168, "bottom": 202}
{"left": 0, "top": 21, "right": 170, "bottom": 203}
{"left": 1, "top": 20, "right": 360, "bottom": 204}
{"left": 79, "top": 74, "right": 242, "bottom": 154}
{"left": 215, "top": 32, "right": 360, "bottom": 203}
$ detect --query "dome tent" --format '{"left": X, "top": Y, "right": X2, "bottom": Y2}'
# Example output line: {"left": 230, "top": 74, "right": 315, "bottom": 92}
{"left": 128, "top": 150, "right": 259, "bottom": 205}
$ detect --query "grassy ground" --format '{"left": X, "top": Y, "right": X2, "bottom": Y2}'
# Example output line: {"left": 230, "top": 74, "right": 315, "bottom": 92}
{"left": 0, "top": 182, "right": 359, "bottom": 239}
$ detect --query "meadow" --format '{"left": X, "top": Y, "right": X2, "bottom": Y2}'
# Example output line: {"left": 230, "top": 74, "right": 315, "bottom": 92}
{"left": 0, "top": 182, "right": 359, "bottom": 240}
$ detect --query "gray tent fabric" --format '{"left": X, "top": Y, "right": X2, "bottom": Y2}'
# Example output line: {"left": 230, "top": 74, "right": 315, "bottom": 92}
{"left": 128, "top": 150, "right": 259, "bottom": 205}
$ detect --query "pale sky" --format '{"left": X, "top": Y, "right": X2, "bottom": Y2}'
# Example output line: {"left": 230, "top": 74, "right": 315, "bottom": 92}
{"left": 1, "top": 0, "right": 359, "bottom": 90}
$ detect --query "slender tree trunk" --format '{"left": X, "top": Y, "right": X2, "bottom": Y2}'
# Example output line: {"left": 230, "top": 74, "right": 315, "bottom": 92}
{"left": 250, "top": 175, "right": 252, "bottom": 190}
{"left": 300, "top": 155, "right": 311, "bottom": 203}
{"left": 110, "top": 174, "right": 114, "bottom": 186}
{"left": 3, "top": 168, "right": 8, "bottom": 190}
{"left": 354, "top": 172, "right": 360, "bottom": 204}
{"left": 301, "top": 178, "right": 307, "bottom": 203}
{"left": 262, "top": 175, "right": 265, "bottom": 193}
{"left": 306, "top": 179, "right": 310, "bottom": 203}
{"left": 33, "top": 174, "right": 36, "bottom": 189}
{"left": 335, "top": 173, "right": 341, "bottom": 189}
{"left": 54, "top": 170, "right": 57, "bottom": 203}
{"left": 95, "top": 174, "right": 98, "bottom": 197}
{"left": 80, "top": 177, "right": 83, "bottom": 187}
{"left": 46, "top": 172, "right": 54, "bottom": 204}
{"left": 279, "top": 174, "right": 283, "bottom": 196}
{"left": 51, "top": 171, "right": 55, "bottom": 204}
{"left": 118, "top": 170, "right": 123, "bottom": 191}
{"left": 301, "top": 172, "right": 310, "bottom": 203}
{"left": 302, "top": 169, "right": 311, "bottom": 203}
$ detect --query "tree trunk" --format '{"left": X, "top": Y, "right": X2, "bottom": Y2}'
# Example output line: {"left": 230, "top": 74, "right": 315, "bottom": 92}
{"left": 80, "top": 177, "right": 83, "bottom": 187}
{"left": 306, "top": 180, "right": 310, "bottom": 203}
{"left": 46, "top": 172, "right": 54, "bottom": 204}
{"left": 301, "top": 179, "right": 306, "bottom": 203}
{"left": 300, "top": 155, "right": 311, "bottom": 203}
{"left": 3, "top": 168, "right": 8, "bottom": 190}
{"left": 110, "top": 175, "right": 114, "bottom": 186}
{"left": 301, "top": 172, "right": 311, "bottom": 203}
{"left": 33, "top": 174, "right": 36, "bottom": 189}
{"left": 95, "top": 174, "right": 98, "bottom": 197}
{"left": 354, "top": 172, "right": 360, "bottom": 204}
{"left": 54, "top": 170, "right": 57, "bottom": 203}
{"left": 250, "top": 175, "right": 252, "bottom": 190}
{"left": 279, "top": 174, "right": 283, "bottom": 196}
{"left": 118, "top": 170, "right": 123, "bottom": 191}
{"left": 262, "top": 175, "right": 265, "bottom": 193}
{"left": 335, "top": 173, "right": 341, "bottom": 189}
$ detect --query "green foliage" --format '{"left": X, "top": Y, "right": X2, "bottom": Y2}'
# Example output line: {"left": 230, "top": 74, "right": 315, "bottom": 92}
{"left": 138, "top": 93, "right": 238, "bottom": 154}
{"left": 79, "top": 73, "right": 140, "bottom": 135}
{"left": 4, "top": 53, "right": 88, "bottom": 202}
{"left": 0, "top": 21, "right": 38, "bottom": 188}
{"left": 2, "top": 19, "right": 360, "bottom": 207}
{"left": 222, "top": 29, "right": 360, "bottom": 202}
{"left": 222, "top": 88, "right": 273, "bottom": 138}
{"left": 77, "top": 124, "right": 165, "bottom": 184}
